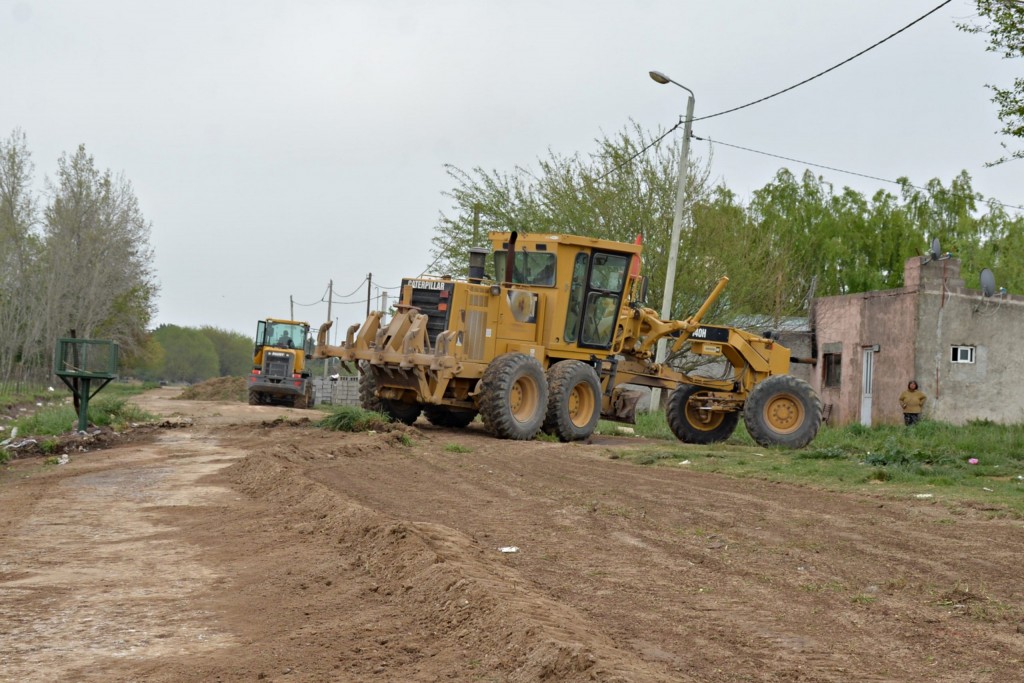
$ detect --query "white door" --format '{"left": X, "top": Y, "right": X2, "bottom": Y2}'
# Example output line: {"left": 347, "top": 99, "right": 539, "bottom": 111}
{"left": 860, "top": 348, "right": 874, "bottom": 426}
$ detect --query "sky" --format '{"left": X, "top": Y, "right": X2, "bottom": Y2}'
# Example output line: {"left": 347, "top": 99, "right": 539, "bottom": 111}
{"left": 2, "top": 0, "right": 1020, "bottom": 337}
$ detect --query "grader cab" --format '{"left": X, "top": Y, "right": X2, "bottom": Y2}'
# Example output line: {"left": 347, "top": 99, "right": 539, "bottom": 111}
{"left": 315, "top": 231, "right": 821, "bottom": 448}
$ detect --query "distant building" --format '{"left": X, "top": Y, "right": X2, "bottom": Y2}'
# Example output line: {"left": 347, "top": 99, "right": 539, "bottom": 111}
{"left": 810, "top": 256, "right": 1023, "bottom": 426}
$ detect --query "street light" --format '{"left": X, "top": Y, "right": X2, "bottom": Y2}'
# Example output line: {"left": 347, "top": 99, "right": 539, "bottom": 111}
{"left": 649, "top": 70, "right": 695, "bottom": 411}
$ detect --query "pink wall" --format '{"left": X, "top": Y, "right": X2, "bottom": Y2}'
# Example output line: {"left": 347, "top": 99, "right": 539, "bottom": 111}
{"left": 812, "top": 288, "right": 917, "bottom": 426}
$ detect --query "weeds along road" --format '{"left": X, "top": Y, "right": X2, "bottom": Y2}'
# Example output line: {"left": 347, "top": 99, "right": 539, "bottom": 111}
{"left": 1, "top": 387, "right": 1022, "bottom": 682}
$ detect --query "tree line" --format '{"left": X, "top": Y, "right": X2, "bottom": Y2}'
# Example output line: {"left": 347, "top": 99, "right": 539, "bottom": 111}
{"left": 128, "top": 325, "right": 253, "bottom": 384}
{"left": 427, "top": 124, "right": 1024, "bottom": 327}
{"left": 0, "top": 129, "right": 157, "bottom": 389}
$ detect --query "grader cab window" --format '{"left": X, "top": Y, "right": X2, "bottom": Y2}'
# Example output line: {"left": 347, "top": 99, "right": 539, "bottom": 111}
{"left": 565, "top": 251, "right": 630, "bottom": 349}
{"left": 493, "top": 250, "right": 557, "bottom": 287}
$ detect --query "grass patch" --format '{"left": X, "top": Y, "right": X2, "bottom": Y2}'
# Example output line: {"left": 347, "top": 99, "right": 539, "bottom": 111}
{"left": 11, "top": 395, "right": 154, "bottom": 437}
{"left": 445, "top": 444, "right": 473, "bottom": 454}
{"left": 317, "top": 406, "right": 392, "bottom": 432}
{"left": 602, "top": 414, "right": 1024, "bottom": 516}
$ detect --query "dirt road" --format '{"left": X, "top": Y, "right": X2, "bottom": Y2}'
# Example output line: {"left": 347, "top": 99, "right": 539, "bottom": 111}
{"left": 1, "top": 388, "right": 1023, "bottom": 682}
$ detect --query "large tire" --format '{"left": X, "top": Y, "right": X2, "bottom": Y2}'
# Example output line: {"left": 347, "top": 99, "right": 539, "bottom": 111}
{"left": 248, "top": 389, "right": 262, "bottom": 406}
{"left": 358, "top": 361, "right": 421, "bottom": 425}
{"left": 667, "top": 383, "right": 739, "bottom": 444}
{"left": 478, "top": 353, "right": 548, "bottom": 440}
{"left": 743, "top": 375, "right": 822, "bottom": 448}
{"left": 543, "top": 361, "right": 601, "bottom": 442}
{"left": 423, "top": 405, "right": 478, "bottom": 428}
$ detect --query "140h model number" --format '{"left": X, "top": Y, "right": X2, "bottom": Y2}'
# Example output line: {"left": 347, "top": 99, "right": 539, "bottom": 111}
{"left": 690, "top": 326, "right": 730, "bottom": 342}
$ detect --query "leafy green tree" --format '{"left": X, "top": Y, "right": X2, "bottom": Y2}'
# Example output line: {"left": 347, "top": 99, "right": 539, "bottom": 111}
{"left": 958, "top": 0, "right": 1024, "bottom": 164}
{"left": 199, "top": 326, "right": 253, "bottom": 377}
{"left": 0, "top": 129, "right": 39, "bottom": 381}
{"left": 428, "top": 122, "right": 721, "bottom": 319}
{"left": 32, "top": 145, "right": 157, "bottom": 361}
{"left": 152, "top": 325, "right": 218, "bottom": 383}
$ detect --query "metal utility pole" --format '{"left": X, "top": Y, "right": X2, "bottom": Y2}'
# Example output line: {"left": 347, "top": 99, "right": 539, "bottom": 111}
{"left": 366, "top": 273, "right": 372, "bottom": 317}
{"left": 290, "top": 295, "right": 294, "bottom": 320}
{"left": 323, "top": 279, "right": 332, "bottom": 380}
{"left": 381, "top": 291, "right": 389, "bottom": 324}
{"left": 649, "top": 70, "right": 695, "bottom": 411}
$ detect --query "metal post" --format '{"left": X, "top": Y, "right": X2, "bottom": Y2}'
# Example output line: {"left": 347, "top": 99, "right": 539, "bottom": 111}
{"left": 290, "top": 295, "right": 294, "bottom": 320}
{"left": 366, "top": 273, "right": 373, "bottom": 317}
{"left": 323, "top": 279, "right": 332, "bottom": 380}
{"left": 649, "top": 71, "right": 695, "bottom": 411}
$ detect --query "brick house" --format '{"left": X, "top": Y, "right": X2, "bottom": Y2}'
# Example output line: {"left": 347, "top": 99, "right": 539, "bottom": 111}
{"left": 809, "top": 256, "right": 1024, "bottom": 426}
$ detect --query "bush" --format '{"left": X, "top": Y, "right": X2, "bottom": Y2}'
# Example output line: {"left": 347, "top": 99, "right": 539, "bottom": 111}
{"left": 318, "top": 406, "right": 392, "bottom": 432}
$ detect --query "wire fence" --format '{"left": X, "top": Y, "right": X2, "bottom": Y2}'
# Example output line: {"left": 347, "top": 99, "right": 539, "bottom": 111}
{"left": 0, "top": 365, "right": 56, "bottom": 398}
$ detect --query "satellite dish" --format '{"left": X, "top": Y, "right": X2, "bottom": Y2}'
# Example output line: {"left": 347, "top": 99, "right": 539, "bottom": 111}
{"left": 930, "top": 238, "right": 941, "bottom": 260}
{"left": 980, "top": 268, "right": 996, "bottom": 297}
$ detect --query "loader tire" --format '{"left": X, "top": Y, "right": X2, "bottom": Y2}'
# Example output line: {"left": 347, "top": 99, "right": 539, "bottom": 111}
{"left": 743, "top": 375, "right": 821, "bottom": 449}
{"left": 248, "top": 390, "right": 262, "bottom": 406}
{"left": 667, "top": 383, "right": 739, "bottom": 444}
{"left": 478, "top": 353, "right": 547, "bottom": 440}
{"left": 358, "top": 361, "right": 421, "bottom": 425}
{"left": 423, "top": 406, "right": 478, "bottom": 428}
{"left": 543, "top": 361, "right": 601, "bottom": 442}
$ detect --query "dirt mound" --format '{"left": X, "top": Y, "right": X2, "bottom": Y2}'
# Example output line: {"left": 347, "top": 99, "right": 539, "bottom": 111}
{"left": 175, "top": 376, "right": 247, "bottom": 402}
{"left": 214, "top": 441, "right": 672, "bottom": 682}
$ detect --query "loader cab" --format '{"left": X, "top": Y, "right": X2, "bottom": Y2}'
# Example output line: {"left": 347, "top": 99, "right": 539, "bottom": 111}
{"left": 253, "top": 319, "right": 313, "bottom": 371}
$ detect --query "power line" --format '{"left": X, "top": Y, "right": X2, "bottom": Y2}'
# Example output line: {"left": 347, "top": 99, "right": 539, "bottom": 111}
{"left": 595, "top": 121, "right": 683, "bottom": 182}
{"left": 693, "top": 134, "right": 1024, "bottom": 213}
{"left": 292, "top": 283, "right": 330, "bottom": 307}
{"left": 693, "top": 0, "right": 954, "bottom": 122}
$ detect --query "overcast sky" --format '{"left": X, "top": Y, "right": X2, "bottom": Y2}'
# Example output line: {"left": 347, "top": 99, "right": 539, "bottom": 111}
{"left": 2, "top": 0, "right": 1020, "bottom": 337}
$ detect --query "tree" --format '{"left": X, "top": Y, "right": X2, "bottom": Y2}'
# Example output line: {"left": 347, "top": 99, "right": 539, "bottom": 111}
{"left": 958, "top": 0, "right": 1024, "bottom": 164}
{"left": 199, "top": 326, "right": 253, "bottom": 377}
{"left": 428, "top": 122, "right": 719, "bottom": 320}
{"left": 32, "top": 145, "right": 157, "bottom": 362}
{"left": 0, "top": 129, "right": 39, "bottom": 381}
{"left": 152, "top": 325, "right": 219, "bottom": 383}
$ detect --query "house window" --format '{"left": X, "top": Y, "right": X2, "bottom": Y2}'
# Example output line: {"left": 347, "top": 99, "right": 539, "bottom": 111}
{"left": 823, "top": 353, "right": 841, "bottom": 387}
{"left": 951, "top": 345, "right": 975, "bottom": 364}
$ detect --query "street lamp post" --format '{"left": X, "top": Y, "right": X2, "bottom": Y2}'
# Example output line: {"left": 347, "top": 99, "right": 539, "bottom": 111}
{"left": 649, "top": 70, "right": 695, "bottom": 411}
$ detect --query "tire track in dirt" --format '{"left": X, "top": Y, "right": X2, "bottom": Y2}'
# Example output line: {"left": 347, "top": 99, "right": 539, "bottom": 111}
{"left": 0, "top": 429, "right": 240, "bottom": 682}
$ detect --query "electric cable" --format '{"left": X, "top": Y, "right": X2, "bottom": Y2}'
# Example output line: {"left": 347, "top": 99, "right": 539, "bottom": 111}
{"left": 594, "top": 121, "right": 684, "bottom": 182}
{"left": 693, "top": 134, "right": 1024, "bottom": 212}
{"left": 693, "top": 0, "right": 955, "bottom": 122}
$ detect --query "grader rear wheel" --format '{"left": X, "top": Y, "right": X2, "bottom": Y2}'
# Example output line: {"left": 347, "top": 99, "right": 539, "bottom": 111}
{"left": 666, "top": 383, "right": 739, "bottom": 444}
{"left": 543, "top": 361, "right": 601, "bottom": 442}
{"left": 478, "top": 353, "right": 547, "bottom": 440}
{"left": 743, "top": 375, "right": 821, "bottom": 448}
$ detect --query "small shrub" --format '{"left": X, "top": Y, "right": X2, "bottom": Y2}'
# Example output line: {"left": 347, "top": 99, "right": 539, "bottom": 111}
{"left": 40, "top": 439, "right": 59, "bottom": 454}
{"left": 318, "top": 406, "right": 391, "bottom": 432}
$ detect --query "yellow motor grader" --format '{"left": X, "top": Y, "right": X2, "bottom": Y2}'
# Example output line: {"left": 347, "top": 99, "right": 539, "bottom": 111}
{"left": 315, "top": 231, "right": 821, "bottom": 447}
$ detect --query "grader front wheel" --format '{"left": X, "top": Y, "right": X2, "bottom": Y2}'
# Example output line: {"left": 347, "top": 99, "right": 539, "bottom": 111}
{"left": 667, "top": 383, "right": 739, "bottom": 444}
{"left": 743, "top": 375, "right": 821, "bottom": 448}
{"left": 478, "top": 353, "right": 548, "bottom": 440}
